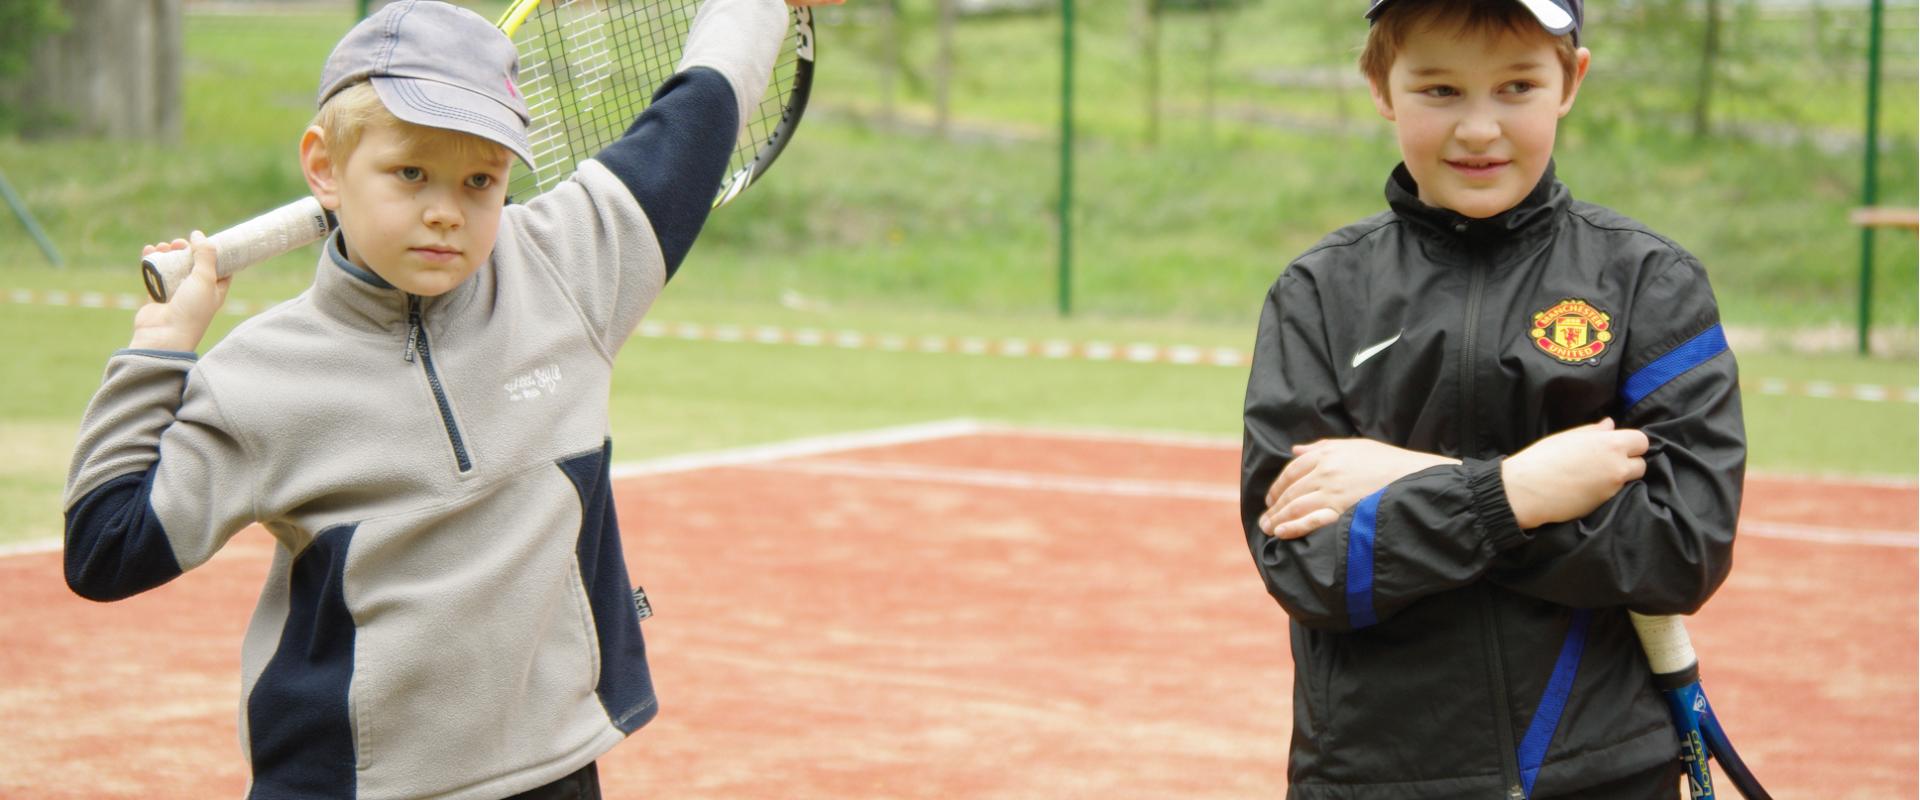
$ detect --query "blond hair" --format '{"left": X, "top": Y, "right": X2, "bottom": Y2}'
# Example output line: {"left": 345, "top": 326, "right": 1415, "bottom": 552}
{"left": 1359, "top": 0, "right": 1579, "bottom": 97}
{"left": 311, "top": 82, "right": 508, "bottom": 165}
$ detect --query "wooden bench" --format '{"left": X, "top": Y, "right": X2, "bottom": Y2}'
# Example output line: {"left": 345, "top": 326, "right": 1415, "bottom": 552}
{"left": 1850, "top": 207, "right": 1920, "bottom": 231}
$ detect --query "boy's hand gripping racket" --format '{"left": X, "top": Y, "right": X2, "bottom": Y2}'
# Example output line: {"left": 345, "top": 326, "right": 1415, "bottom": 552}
{"left": 1630, "top": 612, "right": 1774, "bottom": 799}
{"left": 143, "top": 0, "right": 816, "bottom": 302}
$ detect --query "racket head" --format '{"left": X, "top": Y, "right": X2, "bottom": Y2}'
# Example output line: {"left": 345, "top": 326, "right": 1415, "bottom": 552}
{"left": 500, "top": 0, "right": 815, "bottom": 207}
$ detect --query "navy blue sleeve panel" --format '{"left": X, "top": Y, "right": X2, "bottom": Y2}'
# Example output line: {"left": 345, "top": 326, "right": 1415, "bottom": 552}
{"left": 593, "top": 67, "right": 740, "bottom": 280}
{"left": 1490, "top": 256, "right": 1746, "bottom": 615}
{"left": 1242, "top": 272, "right": 1529, "bottom": 631}
{"left": 63, "top": 469, "right": 185, "bottom": 602}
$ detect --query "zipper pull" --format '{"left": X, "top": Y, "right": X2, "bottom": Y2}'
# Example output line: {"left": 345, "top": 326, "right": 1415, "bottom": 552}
{"left": 403, "top": 296, "right": 421, "bottom": 363}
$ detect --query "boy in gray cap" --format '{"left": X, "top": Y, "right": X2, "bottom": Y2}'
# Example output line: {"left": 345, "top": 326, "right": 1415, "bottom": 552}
{"left": 1239, "top": 0, "right": 1745, "bottom": 797}
{"left": 64, "top": 0, "right": 838, "bottom": 797}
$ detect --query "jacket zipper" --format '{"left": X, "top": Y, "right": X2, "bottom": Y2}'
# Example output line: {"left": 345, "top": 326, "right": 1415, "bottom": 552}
{"left": 1458, "top": 242, "right": 1524, "bottom": 798}
{"left": 404, "top": 295, "right": 473, "bottom": 473}
{"left": 1482, "top": 585, "right": 1525, "bottom": 798}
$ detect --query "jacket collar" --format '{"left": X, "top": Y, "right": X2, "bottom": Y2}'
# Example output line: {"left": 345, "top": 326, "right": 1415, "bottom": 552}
{"left": 310, "top": 229, "right": 480, "bottom": 334}
{"left": 1385, "top": 161, "right": 1570, "bottom": 262}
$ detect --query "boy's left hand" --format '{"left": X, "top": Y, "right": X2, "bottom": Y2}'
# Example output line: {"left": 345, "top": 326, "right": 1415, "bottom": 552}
{"left": 1259, "top": 439, "right": 1459, "bottom": 539}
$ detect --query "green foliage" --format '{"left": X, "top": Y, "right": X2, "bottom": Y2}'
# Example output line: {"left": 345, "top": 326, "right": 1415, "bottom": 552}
{"left": 0, "top": 0, "right": 65, "bottom": 79}
{"left": 0, "top": 0, "right": 67, "bottom": 132}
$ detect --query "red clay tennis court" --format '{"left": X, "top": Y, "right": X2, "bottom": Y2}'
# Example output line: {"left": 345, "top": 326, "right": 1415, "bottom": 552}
{"left": 2, "top": 421, "right": 1913, "bottom": 798}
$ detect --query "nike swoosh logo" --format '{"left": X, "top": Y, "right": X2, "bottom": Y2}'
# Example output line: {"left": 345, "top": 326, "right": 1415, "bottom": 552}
{"left": 1351, "top": 331, "right": 1403, "bottom": 368}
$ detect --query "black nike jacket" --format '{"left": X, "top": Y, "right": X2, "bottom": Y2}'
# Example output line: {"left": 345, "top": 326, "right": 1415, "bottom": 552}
{"left": 1239, "top": 163, "right": 1747, "bottom": 799}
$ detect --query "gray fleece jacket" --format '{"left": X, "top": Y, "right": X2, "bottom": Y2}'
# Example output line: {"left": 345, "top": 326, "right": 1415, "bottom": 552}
{"left": 62, "top": 2, "right": 789, "bottom": 797}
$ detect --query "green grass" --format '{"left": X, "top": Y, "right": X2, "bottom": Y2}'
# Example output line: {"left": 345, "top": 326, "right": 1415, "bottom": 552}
{"left": 2, "top": 4, "right": 1916, "bottom": 325}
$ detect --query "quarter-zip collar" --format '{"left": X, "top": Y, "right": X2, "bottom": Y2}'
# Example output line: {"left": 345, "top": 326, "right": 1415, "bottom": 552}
{"left": 1385, "top": 161, "right": 1570, "bottom": 265}
{"left": 310, "top": 229, "right": 483, "bottom": 336}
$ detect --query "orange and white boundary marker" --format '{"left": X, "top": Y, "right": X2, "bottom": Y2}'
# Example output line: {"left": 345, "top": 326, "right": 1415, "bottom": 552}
{"left": 10, "top": 288, "right": 1918, "bottom": 403}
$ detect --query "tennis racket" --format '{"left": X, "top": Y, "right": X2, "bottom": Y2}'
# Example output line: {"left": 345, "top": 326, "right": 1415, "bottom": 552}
{"left": 1630, "top": 612, "right": 1773, "bottom": 799}
{"left": 142, "top": 0, "right": 816, "bottom": 302}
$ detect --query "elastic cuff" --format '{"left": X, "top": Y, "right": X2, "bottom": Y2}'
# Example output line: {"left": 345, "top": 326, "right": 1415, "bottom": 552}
{"left": 1466, "top": 457, "right": 1527, "bottom": 551}
{"left": 115, "top": 348, "right": 198, "bottom": 363}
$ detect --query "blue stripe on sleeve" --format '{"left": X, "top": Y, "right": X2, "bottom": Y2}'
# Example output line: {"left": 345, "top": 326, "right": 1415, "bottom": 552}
{"left": 1620, "top": 324, "right": 1728, "bottom": 408}
{"left": 1344, "top": 489, "right": 1385, "bottom": 629}
{"left": 1517, "top": 609, "right": 1594, "bottom": 797}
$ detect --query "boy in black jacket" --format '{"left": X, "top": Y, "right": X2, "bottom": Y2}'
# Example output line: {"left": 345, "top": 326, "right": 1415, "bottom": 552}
{"left": 1239, "top": 0, "right": 1746, "bottom": 797}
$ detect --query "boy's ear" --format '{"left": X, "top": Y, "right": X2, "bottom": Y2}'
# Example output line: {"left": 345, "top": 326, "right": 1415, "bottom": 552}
{"left": 301, "top": 125, "right": 343, "bottom": 211}
{"left": 1368, "top": 78, "right": 1397, "bottom": 122}
{"left": 1558, "top": 47, "right": 1592, "bottom": 118}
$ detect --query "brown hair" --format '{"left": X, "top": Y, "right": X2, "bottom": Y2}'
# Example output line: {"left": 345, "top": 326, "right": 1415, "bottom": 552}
{"left": 1359, "top": 0, "right": 1579, "bottom": 96}
{"left": 311, "top": 82, "right": 506, "bottom": 166}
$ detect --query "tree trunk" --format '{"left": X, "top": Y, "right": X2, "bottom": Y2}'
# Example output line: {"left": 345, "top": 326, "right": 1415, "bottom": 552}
{"left": 2, "top": 0, "right": 182, "bottom": 141}
{"left": 1692, "top": 0, "right": 1721, "bottom": 140}
{"left": 934, "top": 0, "right": 956, "bottom": 138}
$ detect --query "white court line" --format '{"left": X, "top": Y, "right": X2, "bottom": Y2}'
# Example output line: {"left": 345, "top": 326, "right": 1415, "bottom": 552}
{"left": 11, "top": 420, "right": 1912, "bottom": 559}
{"left": 609, "top": 418, "right": 986, "bottom": 478}
{"left": 966, "top": 422, "right": 1920, "bottom": 490}
{"left": 1736, "top": 521, "right": 1917, "bottom": 548}
{"left": 971, "top": 421, "right": 1239, "bottom": 450}
{"left": 739, "top": 454, "right": 1918, "bottom": 549}
{"left": 744, "top": 458, "right": 1239, "bottom": 502}
{"left": 1, "top": 420, "right": 989, "bottom": 561}
{"left": 0, "top": 538, "right": 62, "bottom": 557}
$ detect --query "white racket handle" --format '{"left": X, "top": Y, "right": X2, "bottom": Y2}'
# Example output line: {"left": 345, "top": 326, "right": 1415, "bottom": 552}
{"left": 1629, "top": 612, "right": 1700, "bottom": 675}
{"left": 141, "top": 196, "right": 332, "bottom": 302}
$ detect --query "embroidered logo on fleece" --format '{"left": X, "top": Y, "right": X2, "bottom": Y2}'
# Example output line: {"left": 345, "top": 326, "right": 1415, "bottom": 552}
{"left": 1529, "top": 299, "right": 1613, "bottom": 364}
{"left": 504, "top": 364, "right": 563, "bottom": 401}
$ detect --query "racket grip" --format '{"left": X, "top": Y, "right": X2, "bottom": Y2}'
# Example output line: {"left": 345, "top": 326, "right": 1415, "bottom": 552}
{"left": 1630, "top": 612, "right": 1700, "bottom": 680}
{"left": 141, "top": 196, "right": 332, "bottom": 302}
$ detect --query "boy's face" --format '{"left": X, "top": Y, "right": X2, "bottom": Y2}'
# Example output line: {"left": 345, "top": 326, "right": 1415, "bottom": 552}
{"left": 1368, "top": 21, "right": 1589, "bottom": 219}
{"left": 303, "top": 123, "right": 511, "bottom": 296}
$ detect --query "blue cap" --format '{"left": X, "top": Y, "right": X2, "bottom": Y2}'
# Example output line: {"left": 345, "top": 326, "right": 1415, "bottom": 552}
{"left": 316, "top": 0, "right": 534, "bottom": 167}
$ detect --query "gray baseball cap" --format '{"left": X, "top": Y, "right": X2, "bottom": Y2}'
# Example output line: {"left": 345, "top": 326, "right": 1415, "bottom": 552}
{"left": 317, "top": 0, "right": 534, "bottom": 167}
{"left": 1366, "top": 0, "right": 1583, "bottom": 43}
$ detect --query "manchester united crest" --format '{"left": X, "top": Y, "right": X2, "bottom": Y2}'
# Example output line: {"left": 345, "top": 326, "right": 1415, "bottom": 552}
{"left": 1529, "top": 299, "right": 1613, "bottom": 363}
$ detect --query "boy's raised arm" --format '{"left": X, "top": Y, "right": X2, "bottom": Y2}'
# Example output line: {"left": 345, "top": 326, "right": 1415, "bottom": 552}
{"left": 511, "top": 0, "right": 807, "bottom": 355}
{"left": 591, "top": 0, "right": 794, "bottom": 278}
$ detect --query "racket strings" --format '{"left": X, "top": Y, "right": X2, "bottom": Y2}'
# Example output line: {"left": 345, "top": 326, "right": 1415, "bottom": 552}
{"left": 507, "top": 0, "right": 809, "bottom": 203}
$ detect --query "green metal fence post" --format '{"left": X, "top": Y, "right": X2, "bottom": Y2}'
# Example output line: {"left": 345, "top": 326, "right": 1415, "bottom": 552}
{"left": 0, "top": 169, "right": 64, "bottom": 268}
{"left": 1856, "top": 0, "right": 1884, "bottom": 355}
{"left": 358, "top": 0, "right": 372, "bottom": 19}
{"left": 1058, "top": 0, "right": 1074, "bottom": 317}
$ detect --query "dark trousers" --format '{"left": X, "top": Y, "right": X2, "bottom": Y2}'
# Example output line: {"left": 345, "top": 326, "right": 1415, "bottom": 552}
{"left": 505, "top": 761, "right": 601, "bottom": 800}
{"left": 1542, "top": 758, "right": 1684, "bottom": 800}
